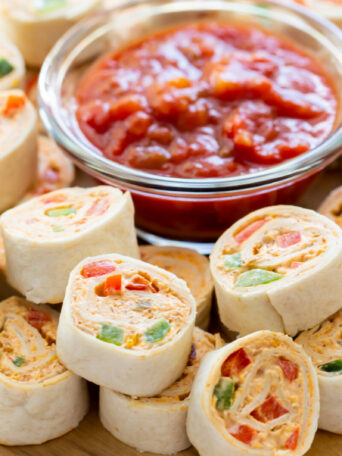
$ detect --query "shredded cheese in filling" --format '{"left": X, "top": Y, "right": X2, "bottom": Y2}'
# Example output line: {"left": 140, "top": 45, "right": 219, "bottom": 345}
{"left": 139, "top": 328, "right": 223, "bottom": 404}
{"left": 71, "top": 259, "right": 192, "bottom": 351}
{"left": 217, "top": 210, "right": 332, "bottom": 289}
{"left": 2, "top": 187, "right": 121, "bottom": 239}
{"left": 0, "top": 297, "right": 66, "bottom": 383}
{"left": 296, "top": 311, "right": 342, "bottom": 377}
{"left": 211, "top": 333, "right": 314, "bottom": 451}
{"left": 140, "top": 247, "right": 211, "bottom": 309}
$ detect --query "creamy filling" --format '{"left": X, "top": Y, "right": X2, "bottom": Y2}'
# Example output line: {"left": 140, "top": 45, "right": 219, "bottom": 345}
{"left": 3, "top": 187, "right": 120, "bottom": 239}
{"left": 217, "top": 212, "right": 332, "bottom": 289}
{"left": 26, "top": 136, "right": 74, "bottom": 198}
{"left": 0, "top": 91, "right": 32, "bottom": 153}
{"left": 296, "top": 311, "right": 342, "bottom": 377}
{"left": 71, "top": 259, "right": 192, "bottom": 351}
{"left": 0, "top": 298, "right": 66, "bottom": 383}
{"left": 211, "top": 335, "right": 312, "bottom": 451}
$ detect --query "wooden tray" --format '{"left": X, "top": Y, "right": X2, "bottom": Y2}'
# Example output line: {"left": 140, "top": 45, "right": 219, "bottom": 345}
{"left": 5, "top": 169, "right": 342, "bottom": 456}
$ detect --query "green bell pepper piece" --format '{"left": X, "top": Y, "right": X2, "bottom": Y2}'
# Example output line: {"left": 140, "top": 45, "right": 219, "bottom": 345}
{"left": 224, "top": 253, "right": 242, "bottom": 270}
{"left": 46, "top": 206, "right": 76, "bottom": 217}
{"left": 0, "top": 59, "right": 14, "bottom": 78}
{"left": 235, "top": 269, "right": 283, "bottom": 287}
{"left": 145, "top": 319, "right": 170, "bottom": 343}
{"left": 214, "top": 377, "right": 235, "bottom": 411}
{"left": 319, "top": 359, "right": 342, "bottom": 374}
{"left": 13, "top": 356, "right": 25, "bottom": 367}
{"left": 97, "top": 324, "right": 124, "bottom": 346}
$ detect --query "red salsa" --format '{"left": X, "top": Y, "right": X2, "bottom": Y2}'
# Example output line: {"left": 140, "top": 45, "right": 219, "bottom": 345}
{"left": 76, "top": 22, "right": 337, "bottom": 179}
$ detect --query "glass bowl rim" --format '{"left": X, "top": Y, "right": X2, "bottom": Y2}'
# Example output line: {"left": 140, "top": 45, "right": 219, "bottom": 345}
{"left": 38, "top": 0, "right": 342, "bottom": 195}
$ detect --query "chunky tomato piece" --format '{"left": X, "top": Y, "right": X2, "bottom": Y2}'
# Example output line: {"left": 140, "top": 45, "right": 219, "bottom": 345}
{"left": 285, "top": 427, "right": 300, "bottom": 450}
{"left": 81, "top": 260, "right": 116, "bottom": 278}
{"left": 276, "top": 231, "right": 301, "bottom": 248}
{"left": 27, "top": 309, "right": 51, "bottom": 330}
{"left": 234, "top": 220, "right": 267, "bottom": 244}
{"left": 76, "top": 23, "right": 336, "bottom": 179}
{"left": 278, "top": 357, "right": 299, "bottom": 382}
{"left": 127, "top": 145, "right": 171, "bottom": 170}
{"left": 229, "top": 424, "right": 256, "bottom": 445}
{"left": 221, "top": 348, "right": 251, "bottom": 378}
{"left": 148, "top": 124, "right": 174, "bottom": 144}
{"left": 103, "top": 274, "right": 122, "bottom": 295}
{"left": 251, "top": 396, "right": 289, "bottom": 422}
{"left": 126, "top": 111, "right": 152, "bottom": 136}
{"left": 109, "top": 95, "right": 148, "bottom": 121}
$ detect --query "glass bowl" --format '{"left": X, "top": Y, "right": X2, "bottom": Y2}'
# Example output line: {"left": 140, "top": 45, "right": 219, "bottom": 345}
{"left": 38, "top": 0, "right": 342, "bottom": 252}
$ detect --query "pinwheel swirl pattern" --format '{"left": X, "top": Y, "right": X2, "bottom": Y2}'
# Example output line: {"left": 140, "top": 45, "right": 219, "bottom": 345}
{"left": 297, "top": 311, "right": 342, "bottom": 377}
{"left": 0, "top": 297, "right": 65, "bottom": 383}
{"left": 4, "top": 187, "right": 120, "bottom": 239}
{"left": 71, "top": 258, "right": 192, "bottom": 351}
{"left": 211, "top": 333, "right": 316, "bottom": 451}
{"left": 218, "top": 209, "right": 333, "bottom": 289}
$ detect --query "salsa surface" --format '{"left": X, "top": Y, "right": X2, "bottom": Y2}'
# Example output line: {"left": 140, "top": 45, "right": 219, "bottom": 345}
{"left": 76, "top": 22, "right": 337, "bottom": 179}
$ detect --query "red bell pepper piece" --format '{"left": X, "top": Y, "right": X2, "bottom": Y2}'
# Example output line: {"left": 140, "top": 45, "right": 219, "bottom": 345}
{"left": 278, "top": 357, "right": 298, "bottom": 382}
{"left": 221, "top": 348, "right": 251, "bottom": 378}
{"left": 103, "top": 274, "right": 122, "bottom": 295}
{"left": 1, "top": 94, "right": 26, "bottom": 117}
{"left": 81, "top": 260, "right": 116, "bottom": 278}
{"left": 229, "top": 424, "right": 256, "bottom": 445}
{"left": 43, "top": 195, "right": 66, "bottom": 204}
{"left": 285, "top": 427, "right": 300, "bottom": 450}
{"left": 276, "top": 231, "right": 301, "bottom": 248}
{"left": 234, "top": 219, "right": 267, "bottom": 244}
{"left": 126, "top": 283, "right": 148, "bottom": 291}
{"left": 251, "top": 396, "right": 289, "bottom": 422}
{"left": 126, "top": 275, "right": 150, "bottom": 291}
{"left": 27, "top": 308, "right": 51, "bottom": 330}
{"left": 86, "top": 198, "right": 109, "bottom": 216}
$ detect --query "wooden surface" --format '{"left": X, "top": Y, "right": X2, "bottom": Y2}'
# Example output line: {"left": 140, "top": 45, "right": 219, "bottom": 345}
{"left": 4, "top": 168, "right": 342, "bottom": 456}
{"left": 3, "top": 385, "right": 342, "bottom": 456}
